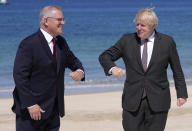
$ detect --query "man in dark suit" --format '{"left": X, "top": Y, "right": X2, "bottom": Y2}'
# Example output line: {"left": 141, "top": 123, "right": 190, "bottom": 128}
{"left": 12, "top": 6, "right": 85, "bottom": 131}
{"left": 99, "top": 8, "right": 188, "bottom": 131}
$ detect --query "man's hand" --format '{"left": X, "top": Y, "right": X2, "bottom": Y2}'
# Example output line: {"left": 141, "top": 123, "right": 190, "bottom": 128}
{"left": 28, "top": 104, "right": 45, "bottom": 120}
{"left": 111, "top": 67, "right": 126, "bottom": 78}
{"left": 69, "top": 70, "right": 84, "bottom": 81}
{"left": 177, "top": 98, "right": 187, "bottom": 107}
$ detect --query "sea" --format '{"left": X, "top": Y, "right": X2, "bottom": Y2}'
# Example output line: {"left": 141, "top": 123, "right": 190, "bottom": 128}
{"left": 0, "top": 0, "right": 192, "bottom": 98}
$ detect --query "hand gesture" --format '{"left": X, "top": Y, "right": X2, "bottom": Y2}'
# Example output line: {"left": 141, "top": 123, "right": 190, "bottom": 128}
{"left": 69, "top": 70, "right": 84, "bottom": 81}
{"left": 111, "top": 67, "right": 126, "bottom": 78}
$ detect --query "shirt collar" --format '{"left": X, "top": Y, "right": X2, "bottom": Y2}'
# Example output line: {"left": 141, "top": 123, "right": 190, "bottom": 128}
{"left": 141, "top": 31, "right": 155, "bottom": 42}
{"left": 148, "top": 31, "right": 155, "bottom": 42}
{"left": 40, "top": 28, "right": 53, "bottom": 44}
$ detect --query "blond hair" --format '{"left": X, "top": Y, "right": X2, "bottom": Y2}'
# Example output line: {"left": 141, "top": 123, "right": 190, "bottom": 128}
{"left": 134, "top": 8, "right": 158, "bottom": 27}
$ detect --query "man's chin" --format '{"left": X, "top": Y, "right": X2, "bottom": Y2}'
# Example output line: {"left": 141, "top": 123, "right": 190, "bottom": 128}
{"left": 57, "top": 31, "right": 63, "bottom": 35}
{"left": 137, "top": 33, "right": 143, "bottom": 38}
{"left": 138, "top": 35, "right": 144, "bottom": 39}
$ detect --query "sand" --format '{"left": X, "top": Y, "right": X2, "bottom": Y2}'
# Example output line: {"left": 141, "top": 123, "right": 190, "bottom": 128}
{"left": 0, "top": 86, "right": 191, "bottom": 131}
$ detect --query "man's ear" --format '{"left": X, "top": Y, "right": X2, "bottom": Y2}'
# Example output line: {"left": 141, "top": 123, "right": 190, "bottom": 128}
{"left": 152, "top": 24, "right": 157, "bottom": 29}
{"left": 43, "top": 18, "right": 48, "bottom": 27}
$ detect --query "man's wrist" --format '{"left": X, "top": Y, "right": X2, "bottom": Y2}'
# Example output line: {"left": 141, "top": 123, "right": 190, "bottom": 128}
{"left": 27, "top": 104, "right": 36, "bottom": 109}
{"left": 76, "top": 69, "right": 84, "bottom": 74}
{"left": 109, "top": 67, "right": 116, "bottom": 74}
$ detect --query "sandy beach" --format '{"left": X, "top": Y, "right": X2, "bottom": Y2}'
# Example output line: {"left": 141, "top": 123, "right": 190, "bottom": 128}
{"left": 0, "top": 86, "right": 191, "bottom": 131}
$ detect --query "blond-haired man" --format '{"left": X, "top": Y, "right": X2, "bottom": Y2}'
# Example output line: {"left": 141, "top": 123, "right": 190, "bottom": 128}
{"left": 99, "top": 8, "right": 188, "bottom": 131}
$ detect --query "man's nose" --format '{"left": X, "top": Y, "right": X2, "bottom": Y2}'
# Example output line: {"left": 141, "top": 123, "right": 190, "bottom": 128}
{"left": 61, "top": 20, "right": 65, "bottom": 25}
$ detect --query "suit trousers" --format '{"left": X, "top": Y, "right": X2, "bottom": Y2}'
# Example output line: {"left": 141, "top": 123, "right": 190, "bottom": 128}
{"left": 122, "top": 98, "right": 168, "bottom": 131}
{"left": 16, "top": 100, "right": 60, "bottom": 131}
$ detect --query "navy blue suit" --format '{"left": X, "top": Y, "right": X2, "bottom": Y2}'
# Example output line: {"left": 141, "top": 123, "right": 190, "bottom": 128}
{"left": 12, "top": 29, "right": 84, "bottom": 130}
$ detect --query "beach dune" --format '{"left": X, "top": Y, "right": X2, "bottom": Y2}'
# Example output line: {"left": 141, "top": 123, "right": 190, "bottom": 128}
{"left": 0, "top": 86, "right": 191, "bottom": 131}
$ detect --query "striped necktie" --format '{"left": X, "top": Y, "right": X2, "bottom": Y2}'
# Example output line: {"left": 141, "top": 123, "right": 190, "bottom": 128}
{"left": 141, "top": 39, "right": 148, "bottom": 72}
{"left": 141, "top": 39, "right": 148, "bottom": 98}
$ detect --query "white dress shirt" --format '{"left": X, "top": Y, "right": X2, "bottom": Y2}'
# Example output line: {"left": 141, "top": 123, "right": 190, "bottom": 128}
{"left": 140, "top": 31, "right": 155, "bottom": 67}
{"left": 40, "top": 28, "right": 54, "bottom": 54}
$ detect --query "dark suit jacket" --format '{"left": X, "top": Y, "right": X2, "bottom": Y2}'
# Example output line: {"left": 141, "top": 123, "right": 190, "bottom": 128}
{"left": 12, "top": 29, "right": 84, "bottom": 119}
{"left": 99, "top": 31, "right": 188, "bottom": 112}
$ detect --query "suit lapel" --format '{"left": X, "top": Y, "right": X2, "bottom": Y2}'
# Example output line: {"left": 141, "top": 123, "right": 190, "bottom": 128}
{"left": 56, "top": 39, "right": 61, "bottom": 74}
{"left": 147, "top": 33, "right": 160, "bottom": 71}
{"left": 38, "top": 30, "right": 57, "bottom": 69}
{"left": 134, "top": 36, "right": 145, "bottom": 72}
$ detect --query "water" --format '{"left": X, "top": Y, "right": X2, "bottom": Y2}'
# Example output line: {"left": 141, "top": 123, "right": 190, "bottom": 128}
{"left": 0, "top": 0, "right": 192, "bottom": 97}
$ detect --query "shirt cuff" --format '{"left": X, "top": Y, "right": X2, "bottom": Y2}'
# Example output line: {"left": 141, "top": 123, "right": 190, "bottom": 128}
{"left": 27, "top": 104, "right": 36, "bottom": 109}
{"left": 108, "top": 67, "right": 116, "bottom": 74}
{"left": 76, "top": 69, "right": 84, "bottom": 74}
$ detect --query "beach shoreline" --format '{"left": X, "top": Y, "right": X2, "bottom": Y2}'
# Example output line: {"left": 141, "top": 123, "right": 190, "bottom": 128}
{"left": 1, "top": 77, "right": 192, "bottom": 98}
{"left": 0, "top": 85, "right": 192, "bottom": 131}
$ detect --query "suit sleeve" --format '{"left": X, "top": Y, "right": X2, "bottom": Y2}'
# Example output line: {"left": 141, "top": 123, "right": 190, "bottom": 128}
{"left": 99, "top": 35, "right": 124, "bottom": 76}
{"left": 168, "top": 39, "right": 188, "bottom": 98}
{"left": 13, "top": 41, "right": 36, "bottom": 109}
{"left": 64, "top": 41, "right": 85, "bottom": 81}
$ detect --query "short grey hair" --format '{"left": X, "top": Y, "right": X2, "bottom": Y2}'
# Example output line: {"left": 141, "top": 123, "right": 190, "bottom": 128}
{"left": 39, "top": 6, "right": 62, "bottom": 25}
{"left": 134, "top": 8, "right": 158, "bottom": 27}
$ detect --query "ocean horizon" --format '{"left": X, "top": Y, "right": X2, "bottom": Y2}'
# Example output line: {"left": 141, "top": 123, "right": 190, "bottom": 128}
{"left": 0, "top": 0, "right": 192, "bottom": 98}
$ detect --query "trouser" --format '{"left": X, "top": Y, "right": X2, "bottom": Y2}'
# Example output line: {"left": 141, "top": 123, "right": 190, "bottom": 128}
{"left": 122, "top": 98, "right": 168, "bottom": 131}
